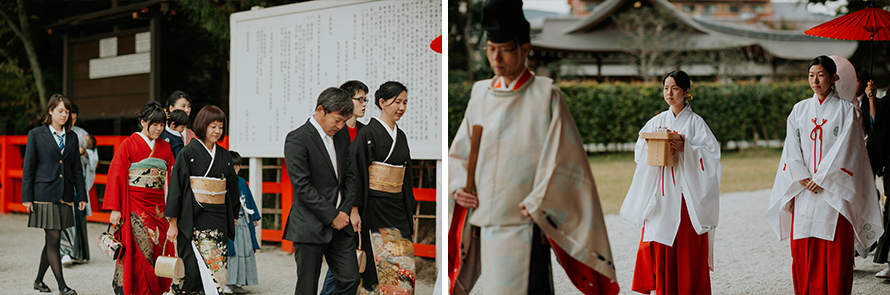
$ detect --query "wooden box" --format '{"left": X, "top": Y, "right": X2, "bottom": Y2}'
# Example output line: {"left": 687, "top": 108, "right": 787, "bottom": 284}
{"left": 640, "top": 132, "right": 682, "bottom": 166}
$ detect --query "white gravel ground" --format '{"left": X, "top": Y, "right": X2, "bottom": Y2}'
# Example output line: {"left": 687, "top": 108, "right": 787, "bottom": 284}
{"left": 3, "top": 189, "right": 889, "bottom": 294}
{"left": 472, "top": 189, "right": 890, "bottom": 294}
{"left": 0, "top": 213, "right": 434, "bottom": 295}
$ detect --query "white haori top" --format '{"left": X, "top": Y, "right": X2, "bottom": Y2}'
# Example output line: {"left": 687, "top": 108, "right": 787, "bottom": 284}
{"left": 449, "top": 73, "right": 617, "bottom": 282}
{"left": 766, "top": 91, "right": 883, "bottom": 256}
{"left": 620, "top": 104, "right": 722, "bottom": 269}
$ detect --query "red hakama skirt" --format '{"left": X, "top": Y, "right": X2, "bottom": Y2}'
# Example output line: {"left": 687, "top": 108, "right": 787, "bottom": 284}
{"left": 790, "top": 212, "right": 854, "bottom": 295}
{"left": 632, "top": 199, "right": 711, "bottom": 295}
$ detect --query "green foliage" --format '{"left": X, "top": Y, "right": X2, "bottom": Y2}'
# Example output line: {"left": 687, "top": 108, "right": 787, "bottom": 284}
{"left": 0, "top": 62, "right": 38, "bottom": 134}
{"left": 174, "top": 0, "right": 306, "bottom": 52}
{"left": 448, "top": 82, "right": 472, "bottom": 144}
{"left": 448, "top": 81, "right": 812, "bottom": 147}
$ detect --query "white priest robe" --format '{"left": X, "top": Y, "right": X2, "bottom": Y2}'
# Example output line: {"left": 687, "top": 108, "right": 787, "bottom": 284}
{"left": 449, "top": 74, "right": 618, "bottom": 293}
{"left": 620, "top": 104, "right": 722, "bottom": 268}
{"left": 766, "top": 91, "right": 883, "bottom": 255}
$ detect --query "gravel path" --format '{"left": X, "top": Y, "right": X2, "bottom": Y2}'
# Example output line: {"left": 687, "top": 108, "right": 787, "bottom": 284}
{"left": 0, "top": 213, "right": 433, "bottom": 295}
{"left": 473, "top": 189, "right": 890, "bottom": 294}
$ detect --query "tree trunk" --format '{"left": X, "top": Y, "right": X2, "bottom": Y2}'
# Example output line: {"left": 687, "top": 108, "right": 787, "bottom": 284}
{"left": 0, "top": 0, "right": 47, "bottom": 109}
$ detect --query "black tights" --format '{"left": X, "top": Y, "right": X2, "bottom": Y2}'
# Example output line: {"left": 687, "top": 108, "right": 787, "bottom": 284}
{"left": 36, "top": 229, "right": 67, "bottom": 290}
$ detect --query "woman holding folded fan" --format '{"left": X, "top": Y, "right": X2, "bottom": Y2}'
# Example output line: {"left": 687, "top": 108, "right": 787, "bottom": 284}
{"left": 351, "top": 81, "right": 417, "bottom": 294}
{"left": 165, "top": 105, "right": 239, "bottom": 295}
{"left": 103, "top": 100, "right": 176, "bottom": 295}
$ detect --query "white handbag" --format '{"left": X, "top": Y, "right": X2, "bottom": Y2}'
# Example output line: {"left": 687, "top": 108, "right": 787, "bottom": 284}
{"left": 155, "top": 239, "right": 184, "bottom": 279}
{"left": 357, "top": 231, "right": 367, "bottom": 274}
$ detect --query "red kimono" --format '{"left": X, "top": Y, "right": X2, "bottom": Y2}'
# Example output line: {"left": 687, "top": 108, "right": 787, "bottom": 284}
{"left": 103, "top": 133, "right": 175, "bottom": 295}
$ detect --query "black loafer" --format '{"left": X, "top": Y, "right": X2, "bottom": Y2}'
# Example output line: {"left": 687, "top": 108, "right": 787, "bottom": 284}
{"left": 59, "top": 287, "right": 76, "bottom": 295}
{"left": 33, "top": 281, "right": 51, "bottom": 293}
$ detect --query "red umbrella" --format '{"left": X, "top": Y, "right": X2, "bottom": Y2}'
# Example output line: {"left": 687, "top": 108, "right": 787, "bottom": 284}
{"left": 805, "top": 2, "right": 890, "bottom": 74}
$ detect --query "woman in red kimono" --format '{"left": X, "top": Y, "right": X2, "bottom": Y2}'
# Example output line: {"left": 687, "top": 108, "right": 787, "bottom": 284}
{"left": 103, "top": 101, "right": 176, "bottom": 295}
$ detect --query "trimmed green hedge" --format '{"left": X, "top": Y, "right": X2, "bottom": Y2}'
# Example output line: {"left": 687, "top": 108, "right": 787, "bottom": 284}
{"left": 449, "top": 81, "right": 813, "bottom": 147}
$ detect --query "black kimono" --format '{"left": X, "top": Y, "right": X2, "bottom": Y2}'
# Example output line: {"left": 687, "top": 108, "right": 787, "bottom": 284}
{"left": 165, "top": 139, "right": 239, "bottom": 294}
{"left": 351, "top": 118, "right": 416, "bottom": 291}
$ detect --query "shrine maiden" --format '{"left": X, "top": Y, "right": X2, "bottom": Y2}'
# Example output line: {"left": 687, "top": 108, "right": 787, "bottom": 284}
{"left": 621, "top": 70, "right": 722, "bottom": 295}
{"left": 766, "top": 55, "right": 883, "bottom": 294}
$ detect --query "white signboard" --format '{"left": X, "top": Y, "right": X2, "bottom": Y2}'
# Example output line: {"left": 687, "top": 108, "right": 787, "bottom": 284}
{"left": 99, "top": 37, "right": 117, "bottom": 57}
{"left": 229, "top": 0, "right": 442, "bottom": 159}
{"left": 135, "top": 32, "right": 151, "bottom": 53}
{"left": 88, "top": 53, "right": 150, "bottom": 79}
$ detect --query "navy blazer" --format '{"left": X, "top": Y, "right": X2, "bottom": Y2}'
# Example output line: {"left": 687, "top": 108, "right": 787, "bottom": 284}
{"left": 282, "top": 119, "right": 355, "bottom": 244}
{"left": 21, "top": 125, "right": 88, "bottom": 204}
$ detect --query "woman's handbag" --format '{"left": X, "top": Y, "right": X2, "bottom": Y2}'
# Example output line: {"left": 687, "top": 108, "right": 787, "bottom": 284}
{"left": 97, "top": 224, "right": 125, "bottom": 260}
{"left": 357, "top": 231, "right": 367, "bottom": 274}
{"left": 154, "top": 239, "right": 184, "bottom": 279}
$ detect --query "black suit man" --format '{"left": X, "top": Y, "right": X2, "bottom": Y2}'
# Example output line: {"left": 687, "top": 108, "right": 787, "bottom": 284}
{"left": 283, "top": 87, "right": 359, "bottom": 295}
{"left": 320, "top": 79, "right": 370, "bottom": 295}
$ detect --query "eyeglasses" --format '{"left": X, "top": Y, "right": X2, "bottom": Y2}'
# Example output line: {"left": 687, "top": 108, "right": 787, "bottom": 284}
{"left": 353, "top": 97, "right": 368, "bottom": 104}
{"left": 485, "top": 45, "right": 518, "bottom": 55}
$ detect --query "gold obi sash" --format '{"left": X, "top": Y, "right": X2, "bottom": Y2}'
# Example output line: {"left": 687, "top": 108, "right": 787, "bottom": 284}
{"left": 368, "top": 161, "right": 405, "bottom": 194}
{"left": 128, "top": 157, "right": 168, "bottom": 189}
{"left": 189, "top": 176, "right": 227, "bottom": 204}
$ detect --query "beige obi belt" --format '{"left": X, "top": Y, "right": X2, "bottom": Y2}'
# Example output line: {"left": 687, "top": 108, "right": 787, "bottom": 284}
{"left": 128, "top": 158, "right": 168, "bottom": 189}
{"left": 189, "top": 176, "right": 227, "bottom": 204}
{"left": 368, "top": 161, "right": 405, "bottom": 194}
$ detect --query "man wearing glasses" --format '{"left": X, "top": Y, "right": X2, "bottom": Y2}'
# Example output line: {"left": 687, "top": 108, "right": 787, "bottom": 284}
{"left": 449, "top": 0, "right": 619, "bottom": 294}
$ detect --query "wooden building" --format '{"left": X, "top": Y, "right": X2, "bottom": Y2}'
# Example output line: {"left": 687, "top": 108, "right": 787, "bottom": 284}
{"left": 531, "top": 0, "right": 857, "bottom": 80}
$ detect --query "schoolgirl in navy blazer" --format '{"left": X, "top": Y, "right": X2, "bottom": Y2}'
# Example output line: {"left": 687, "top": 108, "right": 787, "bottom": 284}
{"left": 21, "top": 125, "right": 88, "bottom": 204}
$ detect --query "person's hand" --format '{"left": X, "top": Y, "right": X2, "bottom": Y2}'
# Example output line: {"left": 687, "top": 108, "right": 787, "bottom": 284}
{"left": 253, "top": 220, "right": 260, "bottom": 227}
{"left": 167, "top": 218, "right": 178, "bottom": 242}
{"left": 23, "top": 202, "right": 32, "bottom": 212}
{"left": 78, "top": 201, "right": 87, "bottom": 211}
{"left": 670, "top": 134, "right": 685, "bottom": 152}
{"left": 454, "top": 188, "right": 479, "bottom": 208}
{"left": 234, "top": 219, "right": 238, "bottom": 227}
{"left": 109, "top": 210, "right": 122, "bottom": 225}
{"left": 866, "top": 80, "right": 877, "bottom": 100}
{"left": 799, "top": 178, "right": 822, "bottom": 194}
{"left": 332, "top": 211, "right": 350, "bottom": 230}
{"left": 519, "top": 203, "right": 533, "bottom": 221}
{"left": 350, "top": 206, "right": 362, "bottom": 233}
{"left": 79, "top": 147, "right": 86, "bottom": 156}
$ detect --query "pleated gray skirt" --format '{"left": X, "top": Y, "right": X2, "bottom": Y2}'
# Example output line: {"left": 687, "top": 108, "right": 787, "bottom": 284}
{"left": 27, "top": 202, "right": 74, "bottom": 230}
